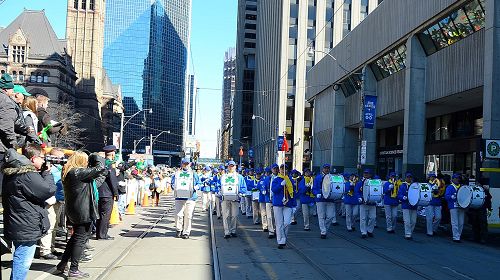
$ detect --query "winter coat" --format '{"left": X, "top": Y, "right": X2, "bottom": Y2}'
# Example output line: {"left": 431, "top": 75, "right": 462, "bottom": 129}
{"left": 343, "top": 181, "right": 360, "bottom": 205}
{"left": 1, "top": 149, "right": 56, "bottom": 242}
{"left": 271, "top": 176, "right": 297, "bottom": 208}
{"left": 298, "top": 176, "right": 315, "bottom": 205}
{"left": 312, "top": 173, "right": 335, "bottom": 203}
{"left": 63, "top": 165, "right": 108, "bottom": 225}
{"left": 0, "top": 91, "right": 18, "bottom": 152}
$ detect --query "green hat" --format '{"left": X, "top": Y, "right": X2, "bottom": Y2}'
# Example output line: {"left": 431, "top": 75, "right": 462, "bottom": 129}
{"left": 13, "top": 85, "right": 31, "bottom": 96}
{"left": 0, "top": 73, "right": 14, "bottom": 90}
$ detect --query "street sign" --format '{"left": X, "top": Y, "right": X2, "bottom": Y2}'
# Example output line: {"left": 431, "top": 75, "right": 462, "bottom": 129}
{"left": 363, "top": 95, "right": 377, "bottom": 129}
{"left": 485, "top": 140, "right": 500, "bottom": 159}
{"left": 360, "top": 141, "right": 367, "bottom": 165}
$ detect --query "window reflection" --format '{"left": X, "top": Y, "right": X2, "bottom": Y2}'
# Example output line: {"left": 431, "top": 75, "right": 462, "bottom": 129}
{"left": 370, "top": 44, "right": 407, "bottom": 81}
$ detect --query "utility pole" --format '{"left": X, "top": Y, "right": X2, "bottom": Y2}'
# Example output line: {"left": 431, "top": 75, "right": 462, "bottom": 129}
{"left": 150, "top": 134, "right": 153, "bottom": 155}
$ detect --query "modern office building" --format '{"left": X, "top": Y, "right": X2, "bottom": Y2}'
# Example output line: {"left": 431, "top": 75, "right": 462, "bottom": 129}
{"left": 307, "top": 0, "right": 493, "bottom": 183}
{"left": 103, "top": 0, "right": 192, "bottom": 163}
{"left": 185, "top": 74, "right": 197, "bottom": 136}
{"left": 219, "top": 48, "right": 237, "bottom": 161}
{"left": 66, "top": 0, "right": 107, "bottom": 151}
{"left": 253, "top": 0, "right": 379, "bottom": 170}
{"left": 232, "top": 0, "right": 258, "bottom": 165}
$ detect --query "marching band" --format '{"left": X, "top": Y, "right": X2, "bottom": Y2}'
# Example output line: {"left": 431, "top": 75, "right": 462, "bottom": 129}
{"left": 175, "top": 159, "right": 489, "bottom": 248}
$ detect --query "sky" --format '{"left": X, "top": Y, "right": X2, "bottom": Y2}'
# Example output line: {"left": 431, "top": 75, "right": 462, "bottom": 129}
{"left": 0, "top": 0, "right": 237, "bottom": 159}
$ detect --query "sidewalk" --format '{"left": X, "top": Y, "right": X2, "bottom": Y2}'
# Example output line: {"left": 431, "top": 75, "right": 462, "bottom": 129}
{"left": 1, "top": 194, "right": 213, "bottom": 280}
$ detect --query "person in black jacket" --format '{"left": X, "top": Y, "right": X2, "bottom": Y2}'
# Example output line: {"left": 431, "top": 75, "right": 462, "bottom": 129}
{"left": 96, "top": 145, "right": 119, "bottom": 240}
{"left": 0, "top": 73, "right": 18, "bottom": 195}
{"left": 2, "top": 146, "right": 56, "bottom": 280}
{"left": 56, "top": 151, "right": 107, "bottom": 278}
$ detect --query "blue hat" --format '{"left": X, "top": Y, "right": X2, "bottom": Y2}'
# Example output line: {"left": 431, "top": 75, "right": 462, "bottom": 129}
{"left": 264, "top": 167, "right": 271, "bottom": 173}
{"left": 363, "top": 169, "right": 372, "bottom": 174}
{"left": 405, "top": 172, "right": 413, "bottom": 178}
{"left": 389, "top": 172, "right": 397, "bottom": 177}
{"left": 374, "top": 175, "right": 381, "bottom": 179}
{"left": 103, "top": 145, "right": 117, "bottom": 152}
{"left": 271, "top": 164, "right": 279, "bottom": 169}
{"left": 452, "top": 173, "right": 461, "bottom": 179}
{"left": 428, "top": 172, "right": 436, "bottom": 177}
{"left": 204, "top": 166, "right": 211, "bottom": 171}
{"left": 343, "top": 173, "right": 350, "bottom": 178}
{"left": 322, "top": 164, "right": 331, "bottom": 169}
{"left": 213, "top": 168, "right": 219, "bottom": 173}
{"left": 255, "top": 168, "right": 263, "bottom": 174}
{"left": 181, "top": 158, "right": 190, "bottom": 165}
{"left": 227, "top": 160, "right": 236, "bottom": 166}
{"left": 219, "top": 165, "right": 225, "bottom": 170}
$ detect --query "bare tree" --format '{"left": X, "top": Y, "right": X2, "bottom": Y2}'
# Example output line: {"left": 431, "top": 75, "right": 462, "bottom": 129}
{"left": 47, "top": 103, "right": 87, "bottom": 149}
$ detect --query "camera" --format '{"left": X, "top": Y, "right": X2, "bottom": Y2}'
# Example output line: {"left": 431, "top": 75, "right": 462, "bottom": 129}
{"left": 45, "top": 155, "right": 68, "bottom": 165}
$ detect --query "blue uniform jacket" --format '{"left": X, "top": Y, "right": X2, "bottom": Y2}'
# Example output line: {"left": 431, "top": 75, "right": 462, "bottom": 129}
{"left": 444, "top": 184, "right": 460, "bottom": 209}
{"left": 171, "top": 170, "right": 201, "bottom": 201}
{"left": 343, "top": 181, "right": 359, "bottom": 205}
{"left": 298, "top": 177, "right": 315, "bottom": 205}
{"left": 312, "top": 173, "right": 335, "bottom": 203}
{"left": 200, "top": 174, "right": 211, "bottom": 192}
{"left": 258, "top": 176, "right": 272, "bottom": 203}
{"left": 245, "top": 176, "right": 255, "bottom": 195}
{"left": 271, "top": 176, "right": 297, "bottom": 208}
{"left": 383, "top": 181, "right": 399, "bottom": 206}
{"left": 397, "top": 182, "right": 417, "bottom": 209}
{"left": 211, "top": 175, "right": 221, "bottom": 193}
{"left": 51, "top": 165, "right": 64, "bottom": 202}
{"left": 429, "top": 182, "right": 442, "bottom": 206}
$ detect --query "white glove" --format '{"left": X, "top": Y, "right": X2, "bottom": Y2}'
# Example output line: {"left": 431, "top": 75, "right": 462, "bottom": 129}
{"left": 118, "top": 181, "right": 127, "bottom": 187}
{"left": 281, "top": 180, "right": 286, "bottom": 186}
{"left": 358, "top": 198, "right": 363, "bottom": 203}
{"left": 238, "top": 193, "right": 243, "bottom": 198}
{"left": 262, "top": 190, "right": 267, "bottom": 195}
{"left": 45, "top": 196, "right": 57, "bottom": 205}
{"left": 389, "top": 184, "right": 394, "bottom": 190}
{"left": 403, "top": 196, "right": 408, "bottom": 201}
{"left": 316, "top": 194, "right": 322, "bottom": 199}
{"left": 451, "top": 194, "right": 456, "bottom": 200}
{"left": 194, "top": 185, "right": 200, "bottom": 191}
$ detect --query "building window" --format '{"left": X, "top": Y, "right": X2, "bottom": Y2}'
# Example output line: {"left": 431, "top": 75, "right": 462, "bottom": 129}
{"left": 81, "top": 0, "right": 87, "bottom": 10}
{"left": 19, "top": 71, "right": 24, "bottom": 82}
{"left": 244, "top": 42, "right": 256, "bottom": 48}
{"left": 43, "top": 73, "right": 48, "bottom": 83}
{"left": 360, "top": 0, "right": 369, "bottom": 21}
{"left": 11, "top": 45, "right": 26, "bottom": 63}
{"left": 343, "top": 1, "right": 352, "bottom": 37}
{"left": 12, "top": 71, "right": 17, "bottom": 81}
{"left": 245, "top": 23, "right": 256, "bottom": 30}
{"left": 370, "top": 44, "right": 407, "bottom": 81}
{"left": 30, "top": 73, "right": 36, "bottom": 82}
{"left": 89, "top": 0, "right": 95, "bottom": 10}
{"left": 416, "top": 0, "right": 485, "bottom": 56}
{"left": 245, "top": 14, "right": 256, "bottom": 20}
{"left": 74, "top": 0, "right": 79, "bottom": 9}
{"left": 244, "top": 33, "right": 256, "bottom": 39}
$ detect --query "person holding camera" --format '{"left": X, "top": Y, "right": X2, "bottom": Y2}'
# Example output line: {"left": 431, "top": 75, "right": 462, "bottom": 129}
{"left": 96, "top": 145, "right": 119, "bottom": 240}
{"left": 2, "top": 144, "right": 56, "bottom": 280}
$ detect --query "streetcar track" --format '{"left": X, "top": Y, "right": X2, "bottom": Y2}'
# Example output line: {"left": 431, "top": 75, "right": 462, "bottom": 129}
{"left": 286, "top": 240, "right": 336, "bottom": 280}
{"left": 94, "top": 198, "right": 176, "bottom": 280}
{"left": 209, "top": 204, "right": 221, "bottom": 280}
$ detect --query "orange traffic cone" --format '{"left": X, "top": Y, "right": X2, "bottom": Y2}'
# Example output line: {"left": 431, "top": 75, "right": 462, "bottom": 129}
{"left": 126, "top": 193, "right": 136, "bottom": 215}
{"left": 142, "top": 193, "right": 149, "bottom": 207}
{"left": 110, "top": 202, "right": 120, "bottom": 225}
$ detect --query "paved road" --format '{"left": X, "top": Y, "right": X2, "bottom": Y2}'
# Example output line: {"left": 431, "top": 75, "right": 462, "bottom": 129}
{"left": 213, "top": 206, "right": 500, "bottom": 280}
{"left": 1, "top": 194, "right": 212, "bottom": 280}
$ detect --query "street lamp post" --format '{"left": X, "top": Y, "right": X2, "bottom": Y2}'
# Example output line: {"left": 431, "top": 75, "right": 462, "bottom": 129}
{"left": 150, "top": 130, "right": 171, "bottom": 155}
{"left": 120, "top": 108, "right": 152, "bottom": 157}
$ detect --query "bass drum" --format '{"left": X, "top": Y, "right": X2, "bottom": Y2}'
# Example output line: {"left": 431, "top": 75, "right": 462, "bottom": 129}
{"left": 457, "top": 186, "right": 472, "bottom": 208}
{"left": 469, "top": 185, "right": 485, "bottom": 209}
{"left": 408, "top": 183, "right": 432, "bottom": 207}
{"left": 329, "top": 175, "right": 345, "bottom": 200}
{"left": 363, "top": 179, "right": 383, "bottom": 204}
{"left": 322, "top": 174, "right": 332, "bottom": 199}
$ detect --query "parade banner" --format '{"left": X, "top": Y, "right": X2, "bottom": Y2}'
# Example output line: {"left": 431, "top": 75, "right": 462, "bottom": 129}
{"left": 113, "top": 132, "right": 121, "bottom": 150}
{"left": 363, "top": 95, "right": 377, "bottom": 129}
{"left": 277, "top": 136, "right": 285, "bottom": 151}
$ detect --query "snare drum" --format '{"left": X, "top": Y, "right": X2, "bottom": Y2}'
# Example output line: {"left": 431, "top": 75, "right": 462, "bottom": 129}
{"left": 363, "top": 179, "right": 383, "bottom": 204}
{"left": 457, "top": 185, "right": 485, "bottom": 209}
{"left": 408, "top": 183, "right": 432, "bottom": 207}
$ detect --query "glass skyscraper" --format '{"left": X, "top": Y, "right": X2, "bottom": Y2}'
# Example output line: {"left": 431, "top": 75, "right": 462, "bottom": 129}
{"left": 103, "top": 0, "right": 191, "bottom": 163}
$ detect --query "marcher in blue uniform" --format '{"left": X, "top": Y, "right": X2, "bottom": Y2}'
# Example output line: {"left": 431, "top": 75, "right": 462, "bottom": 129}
{"left": 398, "top": 172, "right": 417, "bottom": 240}
{"left": 290, "top": 170, "right": 302, "bottom": 225}
{"left": 355, "top": 169, "right": 376, "bottom": 238}
{"left": 298, "top": 169, "right": 315, "bottom": 231}
{"left": 211, "top": 168, "right": 222, "bottom": 219}
{"left": 272, "top": 164, "right": 297, "bottom": 249}
{"left": 244, "top": 169, "right": 255, "bottom": 218}
{"left": 312, "top": 164, "right": 337, "bottom": 239}
{"left": 200, "top": 166, "right": 212, "bottom": 211}
{"left": 383, "top": 172, "right": 399, "bottom": 233}
{"left": 171, "top": 159, "right": 202, "bottom": 239}
{"left": 259, "top": 166, "right": 276, "bottom": 238}
{"left": 426, "top": 172, "right": 444, "bottom": 236}
{"left": 343, "top": 173, "right": 360, "bottom": 232}
{"left": 251, "top": 169, "right": 262, "bottom": 225}
{"left": 220, "top": 161, "right": 247, "bottom": 238}
{"left": 445, "top": 173, "right": 465, "bottom": 242}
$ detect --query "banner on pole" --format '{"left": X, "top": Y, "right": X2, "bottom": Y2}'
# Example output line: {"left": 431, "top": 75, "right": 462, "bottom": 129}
{"left": 113, "top": 132, "right": 121, "bottom": 149}
{"left": 363, "top": 95, "right": 377, "bottom": 129}
{"left": 277, "top": 136, "right": 285, "bottom": 152}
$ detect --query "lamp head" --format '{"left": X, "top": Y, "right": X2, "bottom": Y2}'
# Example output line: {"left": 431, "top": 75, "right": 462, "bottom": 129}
{"left": 148, "top": 108, "right": 153, "bottom": 114}
{"left": 252, "top": 114, "right": 256, "bottom": 120}
{"left": 307, "top": 46, "right": 315, "bottom": 58}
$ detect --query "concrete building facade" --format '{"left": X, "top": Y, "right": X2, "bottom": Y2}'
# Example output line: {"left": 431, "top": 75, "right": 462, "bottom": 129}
{"left": 66, "top": 0, "right": 106, "bottom": 150}
{"left": 220, "top": 48, "right": 237, "bottom": 161}
{"left": 307, "top": 0, "right": 492, "bottom": 184}
{"left": 253, "top": 0, "right": 379, "bottom": 170}
{"left": 0, "top": 10, "right": 77, "bottom": 106}
{"left": 185, "top": 74, "right": 197, "bottom": 137}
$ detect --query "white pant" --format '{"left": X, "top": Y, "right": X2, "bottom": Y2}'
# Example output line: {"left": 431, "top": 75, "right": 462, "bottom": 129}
{"left": 222, "top": 200, "right": 240, "bottom": 235}
{"left": 252, "top": 200, "right": 261, "bottom": 224}
{"left": 215, "top": 195, "right": 222, "bottom": 218}
{"left": 384, "top": 205, "right": 398, "bottom": 231}
{"left": 274, "top": 206, "right": 293, "bottom": 245}
{"left": 292, "top": 198, "right": 301, "bottom": 222}
{"left": 450, "top": 208, "right": 465, "bottom": 240}
{"left": 317, "top": 202, "right": 336, "bottom": 235}
{"left": 263, "top": 203, "right": 275, "bottom": 234}
{"left": 302, "top": 203, "right": 315, "bottom": 229}
{"left": 426, "top": 205, "right": 442, "bottom": 235}
{"left": 336, "top": 201, "right": 345, "bottom": 216}
{"left": 40, "top": 205, "right": 56, "bottom": 255}
{"left": 202, "top": 192, "right": 211, "bottom": 210}
{"left": 259, "top": 203, "right": 268, "bottom": 230}
{"left": 360, "top": 204, "right": 376, "bottom": 235}
{"left": 210, "top": 193, "right": 216, "bottom": 210}
{"left": 175, "top": 200, "right": 196, "bottom": 235}
{"left": 402, "top": 209, "right": 417, "bottom": 237}
{"left": 245, "top": 196, "right": 253, "bottom": 216}
{"left": 240, "top": 196, "right": 246, "bottom": 214}
{"left": 345, "top": 204, "right": 359, "bottom": 230}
